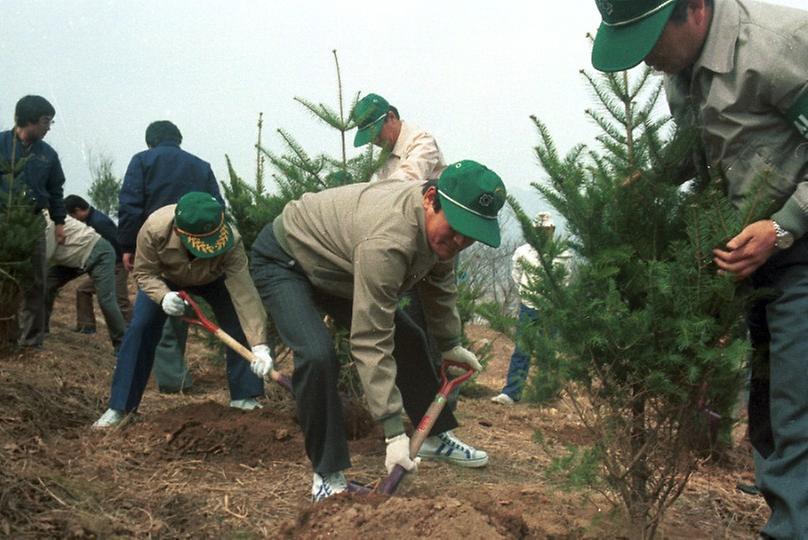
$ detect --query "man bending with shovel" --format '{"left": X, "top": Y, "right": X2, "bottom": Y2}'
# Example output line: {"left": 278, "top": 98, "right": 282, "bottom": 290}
{"left": 250, "top": 160, "right": 505, "bottom": 501}
{"left": 93, "top": 192, "right": 272, "bottom": 427}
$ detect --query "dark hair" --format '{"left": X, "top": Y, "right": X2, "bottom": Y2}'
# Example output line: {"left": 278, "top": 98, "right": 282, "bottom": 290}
{"left": 145, "top": 120, "right": 183, "bottom": 147}
{"left": 669, "top": 0, "right": 713, "bottom": 23}
{"left": 14, "top": 95, "right": 55, "bottom": 127}
{"left": 421, "top": 179, "right": 441, "bottom": 211}
{"left": 388, "top": 105, "right": 400, "bottom": 120}
{"left": 64, "top": 194, "right": 90, "bottom": 213}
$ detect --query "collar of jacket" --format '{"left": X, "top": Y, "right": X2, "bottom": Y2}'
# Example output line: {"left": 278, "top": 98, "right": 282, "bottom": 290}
{"left": 390, "top": 121, "right": 416, "bottom": 159}
{"left": 693, "top": 0, "right": 740, "bottom": 76}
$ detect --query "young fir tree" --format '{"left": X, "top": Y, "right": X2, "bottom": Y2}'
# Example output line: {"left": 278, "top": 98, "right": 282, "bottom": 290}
{"left": 222, "top": 50, "right": 386, "bottom": 251}
{"left": 515, "top": 65, "right": 763, "bottom": 538}
{"left": 0, "top": 141, "right": 46, "bottom": 347}
{"left": 87, "top": 153, "right": 122, "bottom": 219}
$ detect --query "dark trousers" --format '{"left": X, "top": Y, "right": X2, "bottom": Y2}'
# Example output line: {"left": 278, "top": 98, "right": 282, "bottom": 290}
{"left": 108, "top": 277, "right": 263, "bottom": 412}
{"left": 250, "top": 224, "right": 457, "bottom": 475}
{"left": 746, "top": 237, "right": 808, "bottom": 540}
{"left": 17, "top": 232, "right": 47, "bottom": 347}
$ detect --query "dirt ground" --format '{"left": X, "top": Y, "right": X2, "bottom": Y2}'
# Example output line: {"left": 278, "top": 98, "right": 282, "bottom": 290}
{"left": 0, "top": 281, "right": 768, "bottom": 538}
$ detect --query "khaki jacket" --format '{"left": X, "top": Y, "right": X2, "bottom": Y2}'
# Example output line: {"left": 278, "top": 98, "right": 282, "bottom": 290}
{"left": 372, "top": 121, "right": 446, "bottom": 183}
{"left": 275, "top": 180, "right": 461, "bottom": 421}
{"left": 46, "top": 214, "right": 101, "bottom": 269}
{"left": 665, "top": 0, "right": 808, "bottom": 237}
{"left": 132, "top": 205, "right": 267, "bottom": 346}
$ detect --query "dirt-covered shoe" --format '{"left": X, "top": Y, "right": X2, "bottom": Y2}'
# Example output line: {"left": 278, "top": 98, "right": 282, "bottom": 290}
{"left": 417, "top": 430, "right": 489, "bottom": 468}
{"left": 92, "top": 408, "right": 125, "bottom": 429}
{"left": 229, "top": 398, "right": 263, "bottom": 410}
{"left": 311, "top": 471, "right": 347, "bottom": 502}
{"left": 490, "top": 393, "right": 515, "bottom": 405}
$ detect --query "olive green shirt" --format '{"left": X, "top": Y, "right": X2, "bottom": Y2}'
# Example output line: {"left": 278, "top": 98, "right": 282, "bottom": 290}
{"left": 132, "top": 204, "right": 267, "bottom": 346}
{"left": 275, "top": 180, "right": 462, "bottom": 424}
{"left": 664, "top": 0, "right": 808, "bottom": 237}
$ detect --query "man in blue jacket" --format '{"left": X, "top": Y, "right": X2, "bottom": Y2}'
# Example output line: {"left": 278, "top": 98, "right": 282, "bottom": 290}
{"left": 0, "top": 95, "right": 66, "bottom": 348}
{"left": 64, "top": 195, "right": 131, "bottom": 331}
{"left": 117, "top": 121, "right": 229, "bottom": 397}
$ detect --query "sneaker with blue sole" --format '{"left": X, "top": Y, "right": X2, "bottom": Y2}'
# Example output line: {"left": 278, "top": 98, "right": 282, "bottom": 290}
{"left": 311, "top": 471, "right": 347, "bottom": 502}
{"left": 417, "top": 430, "right": 489, "bottom": 468}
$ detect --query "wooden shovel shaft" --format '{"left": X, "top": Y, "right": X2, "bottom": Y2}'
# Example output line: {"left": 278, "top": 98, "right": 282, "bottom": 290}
{"left": 213, "top": 328, "right": 293, "bottom": 393}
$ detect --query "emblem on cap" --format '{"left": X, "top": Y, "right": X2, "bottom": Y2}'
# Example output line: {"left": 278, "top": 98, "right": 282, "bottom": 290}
{"left": 478, "top": 193, "right": 494, "bottom": 207}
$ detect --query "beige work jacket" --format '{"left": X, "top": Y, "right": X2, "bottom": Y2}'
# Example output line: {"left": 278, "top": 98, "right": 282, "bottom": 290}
{"left": 665, "top": 0, "right": 808, "bottom": 237}
{"left": 275, "top": 180, "right": 461, "bottom": 422}
{"left": 372, "top": 121, "right": 447, "bottom": 183}
{"left": 132, "top": 204, "right": 267, "bottom": 346}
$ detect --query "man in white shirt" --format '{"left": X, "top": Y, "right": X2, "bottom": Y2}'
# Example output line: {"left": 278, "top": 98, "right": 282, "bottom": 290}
{"left": 44, "top": 215, "right": 126, "bottom": 350}
{"left": 492, "top": 212, "right": 571, "bottom": 405}
{"left": 350, "top": 93, "right": 446, "bottom": 183}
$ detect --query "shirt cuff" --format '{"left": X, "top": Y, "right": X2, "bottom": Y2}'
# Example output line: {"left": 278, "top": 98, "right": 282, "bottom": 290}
{"left": 772, "top": 197, "right": 808, "bottom": 239}
{"left": 380, "top": 414, "right": 405, "bottom": 439}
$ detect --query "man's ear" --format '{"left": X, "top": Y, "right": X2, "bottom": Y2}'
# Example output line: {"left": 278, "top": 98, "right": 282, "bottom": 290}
{"left": 422, "top": 186, "right": 438, "bottom": 210}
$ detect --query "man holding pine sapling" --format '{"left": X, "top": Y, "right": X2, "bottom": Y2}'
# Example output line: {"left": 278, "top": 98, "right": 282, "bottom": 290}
{"left": 591, "top": 0, "right": 808, "bottom": 536}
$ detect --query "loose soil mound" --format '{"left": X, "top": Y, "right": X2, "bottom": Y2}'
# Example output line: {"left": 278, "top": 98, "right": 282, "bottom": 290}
{"left": 132, "top": 397, "right": 377, "bottom": 466}
{"left": 135, "top": 401, "right": 306, "bottom": 465}
{"left": 283, "top": 493, "right": 530, "bottom": 539}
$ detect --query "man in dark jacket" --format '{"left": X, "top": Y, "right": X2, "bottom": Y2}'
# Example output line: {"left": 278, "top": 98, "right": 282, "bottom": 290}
{"left": 0, "top": 95, "right": 66, "bottom": 347}
{"left": 64, "top": 195, "right": 131, "bottom": 331}
{"left": 117, "top": 121, "right": 225, "bottom": 393}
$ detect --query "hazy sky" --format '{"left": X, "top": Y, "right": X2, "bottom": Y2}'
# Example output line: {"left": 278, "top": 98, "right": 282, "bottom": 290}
{"left": 2, "top": 0, "right": 804, "bottom": 209}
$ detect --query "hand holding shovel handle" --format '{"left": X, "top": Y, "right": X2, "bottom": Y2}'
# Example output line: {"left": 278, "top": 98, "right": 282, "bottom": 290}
{"left": 376, "top": 359, "right": 475, "bottom": 495}
{"left": 178, "top": 290, "right": 293, "bottom": 393}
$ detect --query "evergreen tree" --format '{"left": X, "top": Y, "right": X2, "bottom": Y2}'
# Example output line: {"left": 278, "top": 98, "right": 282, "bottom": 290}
{"left": 87, "top": 153, "right": 121, "bottom": 219}
{"left": 223, "top": 50, "right": 386, "bottom": 251}
{"left": 517, "top": 65, "right": 763, "bottom": 538}
{"left": 0, "top": 140, "right": 46, "bottom": 347}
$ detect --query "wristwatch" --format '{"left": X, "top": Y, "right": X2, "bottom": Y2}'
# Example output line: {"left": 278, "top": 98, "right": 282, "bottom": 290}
{"left": 772, "top": 220, "right": 794, "bottom": 250}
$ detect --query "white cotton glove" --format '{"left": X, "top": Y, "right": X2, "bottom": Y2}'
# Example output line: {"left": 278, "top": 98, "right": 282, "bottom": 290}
{"left": 250, "top": 344, "right": 274, "bottom": 378}
{"left": 161, "top": 291, "right": 187, "bottom": 317}
{"left": 385, "top": 433, "right": 419, "bottom": 474}
{"left": 442, "top": 345, "right": 482, "bottom": 372}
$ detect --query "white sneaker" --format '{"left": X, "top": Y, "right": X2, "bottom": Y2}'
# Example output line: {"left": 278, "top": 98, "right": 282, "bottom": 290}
{"left": 311, "top": 471, "right": 347, "bottom": 502}
{"left": 229, "top": 398, "right": 263, "bottom": 410}
{"left": 92, "top": 408, "right": 125, "bottom": 429}
{"left": 491, "top": 393, "right": 515, "bottom": 405}
{"left": 417, "top": 430, "right": 489, "bottom": 468}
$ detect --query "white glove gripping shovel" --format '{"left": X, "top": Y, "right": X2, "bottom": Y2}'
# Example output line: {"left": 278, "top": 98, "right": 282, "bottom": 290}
{"left": 348, "top": 359, "right": 475, "bottom": 496}
{"left": 178, "top": 290, "right": 292, "bottom": 393}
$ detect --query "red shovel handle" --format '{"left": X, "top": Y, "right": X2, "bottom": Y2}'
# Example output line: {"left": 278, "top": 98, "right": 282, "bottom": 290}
{"left": 176, "top": 290, "right": 293, "bottom": 393}
{"left": 178, "top": 291, "right": 219, "bottom": 334}
{"left": 375, "top": 359, "right": 475, "bottom": 495}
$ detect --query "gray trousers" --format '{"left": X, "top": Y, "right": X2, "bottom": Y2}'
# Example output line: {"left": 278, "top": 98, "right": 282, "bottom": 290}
{"left": 152, "top": 318, "right": 193, "bottom": 392}
{"left": 747, "top": 237, "right": 808, "bottom": 540}
{"left": 46, "top": 239, "right": 126, "bottom": 347}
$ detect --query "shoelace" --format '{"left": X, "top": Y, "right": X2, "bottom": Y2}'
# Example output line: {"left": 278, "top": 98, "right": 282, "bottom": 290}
{"left": 437, "top": 434, "right": 474, "bottom": 458}
{"left": 313, "top": 482, "right": 334, "bottom": 502}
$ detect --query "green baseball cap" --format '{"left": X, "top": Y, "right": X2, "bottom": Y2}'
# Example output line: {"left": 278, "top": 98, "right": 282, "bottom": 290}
{"left": 174, "top": 192, "right": 234, "bottom": 259}
{"left": 350, "top": 93, "right": 389, "bottom": 147}
{"left": 437, "top": 160, "right": 506, "bottom": 248}
{"left": 591, "top": 0, "right": 678, "bottom": 72}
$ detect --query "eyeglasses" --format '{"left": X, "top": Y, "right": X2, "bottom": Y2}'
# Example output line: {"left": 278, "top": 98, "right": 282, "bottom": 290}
{"left": 39, "top": 117, "right": 55, "bottom": 127}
